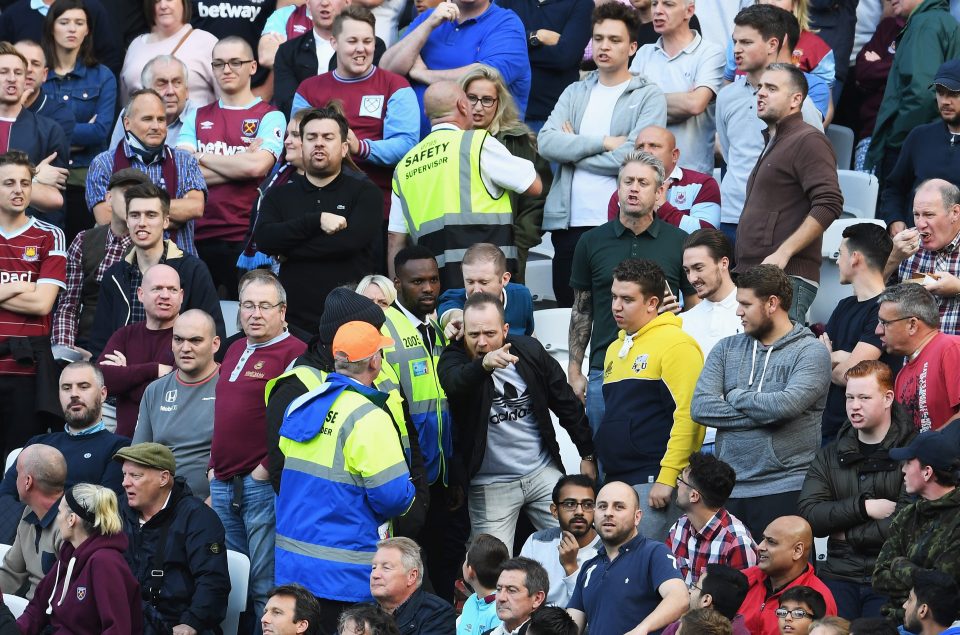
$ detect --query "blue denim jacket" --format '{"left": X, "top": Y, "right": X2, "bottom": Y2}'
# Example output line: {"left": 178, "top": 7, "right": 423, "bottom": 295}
{"left": 42, "top": 62, "right": 117, "bottom": 168}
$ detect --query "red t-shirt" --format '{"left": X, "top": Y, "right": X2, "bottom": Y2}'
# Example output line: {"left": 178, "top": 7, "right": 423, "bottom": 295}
{"left": 0, "top": 216, "right": 66, "bottom": 375}
{"left": 895, "top": 331, "right": 960, "bottom": 432}
{"left": 0, "top": 118, "right": 14, "bottom": 153}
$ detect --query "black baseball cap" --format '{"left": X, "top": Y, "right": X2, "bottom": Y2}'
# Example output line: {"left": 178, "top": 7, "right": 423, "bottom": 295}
{"left": 931, "top": 59, "right": 960, "bottom": 92}
{"left": 889, "top": 431, "right": 959, "bottom": 471}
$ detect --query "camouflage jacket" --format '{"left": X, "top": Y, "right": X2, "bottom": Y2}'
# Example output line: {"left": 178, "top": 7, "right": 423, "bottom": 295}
{"left": 872, "top": 486, "right": 960, "bottom": 621}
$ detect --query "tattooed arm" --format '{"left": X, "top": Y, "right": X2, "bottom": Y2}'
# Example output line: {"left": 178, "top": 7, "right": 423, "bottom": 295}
{"left": 567, "top": 288, "right": 593, "bottom": 404}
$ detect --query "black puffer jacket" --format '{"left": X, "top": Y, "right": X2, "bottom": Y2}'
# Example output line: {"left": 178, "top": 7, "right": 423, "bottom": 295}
{"left": 797, "top": 403, "right": 916, "bottom": 583}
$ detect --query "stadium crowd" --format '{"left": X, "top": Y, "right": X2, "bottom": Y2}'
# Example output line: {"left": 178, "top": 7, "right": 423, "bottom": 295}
{"left": 0, "top": 0, "right": 957, "bottom": 633}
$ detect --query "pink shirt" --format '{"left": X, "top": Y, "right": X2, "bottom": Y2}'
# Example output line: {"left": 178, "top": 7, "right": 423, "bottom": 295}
{"left": 119, "top": 24, "right": 219, "bottom": 107}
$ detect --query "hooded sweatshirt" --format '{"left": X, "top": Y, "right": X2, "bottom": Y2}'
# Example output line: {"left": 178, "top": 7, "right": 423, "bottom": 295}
{"left": 691, "top": 323, "right": 831, "bottom": 497}
{"left": 17, "top": 531, "right": 143, "bottom": 635}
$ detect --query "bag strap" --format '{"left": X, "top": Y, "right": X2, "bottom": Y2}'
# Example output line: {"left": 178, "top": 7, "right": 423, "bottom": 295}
{"left": 170, "top": 26, "right": 194, "bottom": 57}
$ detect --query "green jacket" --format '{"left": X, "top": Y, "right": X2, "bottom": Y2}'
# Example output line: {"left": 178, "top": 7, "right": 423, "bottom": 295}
{"left": 497, "top": 127, "right": 552, "bottom": 252}
{"left": 872, "top": 486, "right": 960, "bottom": 621}
{"left": 866, "top": 0, "right": 960, "bottom": 171}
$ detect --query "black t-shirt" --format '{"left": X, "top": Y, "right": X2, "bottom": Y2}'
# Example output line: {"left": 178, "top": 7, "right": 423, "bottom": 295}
{"left": 822, "top": 294, "right": 904, "bottom": 440}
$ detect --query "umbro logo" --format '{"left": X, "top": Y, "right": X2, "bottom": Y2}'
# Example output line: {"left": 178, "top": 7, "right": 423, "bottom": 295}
{"left": 200, "top": 121, "right": 214, "bottom": 130}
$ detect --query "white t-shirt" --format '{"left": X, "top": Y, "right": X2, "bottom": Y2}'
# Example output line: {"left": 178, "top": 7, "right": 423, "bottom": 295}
{"left": 388, "top": 124, "right": 538, "bottom": 233}
{"left": 314, "top": 31, "right": 335, "bottom": 72}
{"left": 569, "top": 79, "right": 630, "bottom": 227}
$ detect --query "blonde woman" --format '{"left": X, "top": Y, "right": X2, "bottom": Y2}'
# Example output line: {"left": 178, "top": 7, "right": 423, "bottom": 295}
{"left": 357, "top": 274, "right": 397, "bottom": 309}
{"left": 18, "top": 484, "right": 142, "bottom": 634}
{"left": 459, "top": 65, "right": 553, "bottom": 283}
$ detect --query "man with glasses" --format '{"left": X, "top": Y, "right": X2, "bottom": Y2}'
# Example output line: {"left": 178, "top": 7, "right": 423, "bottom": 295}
{"left": 666, "top": 452, "right": 757, "bottom": 586}
{"left": 874, "top": 283, "right": 960, "bottom": 431}
{"left": 438, "top": 292, "right": 596, "bottom": 553}
{"left": 520, "top": 475, "right": 600, "bottom": 608}
{"left": 209, "top": 269, "right": 306, "bottom": 627}
{"left": 177, "top": 36, "right": 285, "bottom": 299}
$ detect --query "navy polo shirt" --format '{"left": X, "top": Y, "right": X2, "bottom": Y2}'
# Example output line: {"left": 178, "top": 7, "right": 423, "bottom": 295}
{"left": 568, "top": 533, "right": 683, "bottom": 635}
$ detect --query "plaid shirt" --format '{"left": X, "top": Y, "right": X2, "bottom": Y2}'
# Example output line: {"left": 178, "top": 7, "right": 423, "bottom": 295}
{"left": 666, "top": 508, "right": 759, "bottom": 585}
{"left": 898, "top": 230, "right": 960, "bottom": 335}
{"left": 51, "top": 227, "right": 131, "bottom": 347}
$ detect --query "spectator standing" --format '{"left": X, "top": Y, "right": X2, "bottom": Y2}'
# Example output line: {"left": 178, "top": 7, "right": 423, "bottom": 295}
{"left": 567, "top": 151, "right": 695, "bottom": 450}
{"left": 598, "top": 257, "right": 704, "bottom": 539}
{"left": 96, "top": 263, "right": 179, "bottom": 438}
{"left": 177, "top": 36, "right": 284, "bottom": 299}
{"left": 661, "top": 564, "right": 752, "bottom": 635}
{"left": 119, "top": 0, "right": 218, "bottom": 106}
{"left": 485, "top": 558, "right": 548, "bottom": 635}
{"left": 87, "top": 182, "right": 224, "bottom": 359}
{"left": 208, "top": 270, "right": 306, "bottom": 627}
{"left": 878, "top": 62, "right": 960, "bottom": 234}
{"left": 734, "top": 63, "right": 842, "bottom": 322}
{"left": 566, "top": 481, "right": 688, "bottom": 635}
{"left": 0, "top": 150, "right": 66, "bottom": 457}
{"left": 519, "top": 475, "right": 601, "bottom": 609}
{"left": 886, "top": 180, "right": 960, "bottom": 335}
{"left": 0, "top": 445, "right": 65, "bottom": 600}
{"left": 459, "top": 65, "right": 553, "bottom": 280}
{"left": 379, "top": 0, "right": 530, "bottom": 137}
{"left": 818, "top": 223, "right": 898, "bottom": 443}
{"left": 865, "top": 0, "right": 960, "bottom": 183}
{"left": 874, "top": 283, "right": 960, "bottom": 431}
{"left": 135, "top": 309, "right": 219, "bottom": 500}
{"left": 16, "top": 484, "right": 143, "bottom": 634}
{"left": 255, "top": 106, "right": 384, "bottom": 334}
{"left": 737, "top": 516, "right": 838, "bottom": 635}
{"left": 14, "top": 39, "right": 76, "bottom": 144}
{"left": 667, "top": 453, "right": 758, "bottom": 586}
{"left": 115, "top": 442, "right": 229, "bottom": 635}
{"left": 51, "top": 169, "right": 147, "bottom": 356}
{"left": 606, "top": 126, "right": 721, "bottom": 232}
{"left": 538, "top": 2, "right": 667, "bottom": 307}
{"left": 872, "top": 429, "right": 960, "bottom": 622}
{"left": 902, "top": 570, "right": 960, "bottom": 635}
{"left": 109, "top": 55, "right": 198, "bottom": 149}
{"left": 691, "top": 265, "right": 831, "bottom": 540}
{"left": 371, "top": 537, "right": 457, "bottom": 634}
{"left": 86, "top": 89, "right": 205, "bottom": 254}
{"left": 629, "top": 0, "right": 725, "bottom": 174}
{"left": 798, "top": 360, "right": 915, "bottom": 620}
{"left": 809, "top": 0, "right": 857, "bottom": 91}
{"left": 438, "top": 292, "right": 596, "bottom": 551}
{"left": 386, "top": 82, "right": 541, "bottom": 288}
{"left": 496, "top": 0, "right": 594, "bottom": 131}
{"left": 41, "top": 0, "right": 118, "bottom": 244}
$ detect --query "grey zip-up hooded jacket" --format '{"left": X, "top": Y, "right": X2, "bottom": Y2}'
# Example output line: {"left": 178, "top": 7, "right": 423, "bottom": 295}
{"left": 537, "top": 70, "right": 667, "bottom": 231}
{"left": 691, "top": 323, "right": 831, "bottom": 497}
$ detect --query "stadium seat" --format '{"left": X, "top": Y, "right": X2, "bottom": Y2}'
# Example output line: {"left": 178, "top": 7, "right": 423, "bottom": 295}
{"left": 223, "top": 550, "right": 250, "bottom": 635}
{"left": 221, "top": 300, "right": 241, "bottom": 338}
{"left": 826, "top": 125, "right": 855, "bottom": 170}
{"left": 808, "top": 218, "right": 885, "bottom": 324}
{"left": 837, "top": 170, "right": 879, "bottom": 220}
{"left": 525, "top": 260, "right": 555, "bottom": 303}
{"left": 3, "top": 593, "right": 27, "bottom": 618}
{"left": 4, "top": 449, "right": 19, "bottom": 473}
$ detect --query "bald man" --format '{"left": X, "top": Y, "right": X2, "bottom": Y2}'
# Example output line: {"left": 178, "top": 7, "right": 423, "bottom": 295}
{"left": 886, "top": 178, "right": 960, "bottom": 335}
{"left": 97, "top": 264, "right": 181, "bottom": 437}
{"left": 387, "top": 81, "right": 542, "bottom": 287}
{"left": 567, "top": 481, "right": 688, "bottom": 635}
{"left": 738, "top": 516, "right": 838, "bottom": 635}
{"left": 0, "top": 444, "right": 66, "bottom": 599}
{"left": 606, "top": 126, "right": 721, "bottom": 232}
{"left": 135, "top": 309, "right": 220, "bottom": 500}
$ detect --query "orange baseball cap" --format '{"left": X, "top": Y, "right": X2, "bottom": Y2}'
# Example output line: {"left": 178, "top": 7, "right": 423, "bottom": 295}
{"left": 332, "top": 321, "right": 395, "bottom": 362}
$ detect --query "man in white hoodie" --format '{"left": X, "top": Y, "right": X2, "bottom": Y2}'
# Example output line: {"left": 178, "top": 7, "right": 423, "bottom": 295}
{"left": 691, "top": 264, "right": 831, "bottom": 541}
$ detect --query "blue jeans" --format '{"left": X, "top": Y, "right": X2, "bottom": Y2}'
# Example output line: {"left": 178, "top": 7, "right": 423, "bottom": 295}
{"left": 719, "top": 223, "right": 738, "bottom": 252}
{"left": 823, "top": 577, "right": 887, "bottom": 620}
{"left": 586, "top": 368, "right": 606, "bottom": 437}
{"left": 210, "top": 474, "right": 276, "bottom": 634}
{"left": 789, "top": 276, "right": 818, "bottom": 325}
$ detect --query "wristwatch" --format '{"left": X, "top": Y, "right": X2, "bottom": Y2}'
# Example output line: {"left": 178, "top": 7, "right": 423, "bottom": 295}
{"left": 528, "top": 31, "right": 542, "bottom": 48}
{"left": 581, "top": 454, "right": 596, "bottom": 463}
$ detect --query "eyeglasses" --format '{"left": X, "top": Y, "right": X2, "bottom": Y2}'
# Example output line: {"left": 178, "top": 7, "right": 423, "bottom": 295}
{"left": 688, "top": 583, "right": 702, "bottom": 593}
{"left": 557, "top": 499, "right": 596, "bottom": 511}
{"left": 676, "top": 476, "right": 697, "bottom": 490}
{"left": 876, "top": 315, "right": 916, "bottom": 329}
{"left": 240, "top": 301, "right": 283, "bottom": 313}
{"left": 775, "top": 608, "right": 816, "bottom": 620}
{"left": 211, "top": 59, "right": 254, "bottom": 72}
{"left": 466, "top": 94, "right": 498, "bottom": 109}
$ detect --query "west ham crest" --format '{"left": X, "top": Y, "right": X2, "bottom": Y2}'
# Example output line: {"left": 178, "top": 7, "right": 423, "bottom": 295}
{"left": 77, "top": 586, "right": 87, "bottom": 601}
{"left": 360, "top": 95, "right": 384, "bottom": 119}
{"left": 241, "top": 118, "right": 260, "bottom": 136}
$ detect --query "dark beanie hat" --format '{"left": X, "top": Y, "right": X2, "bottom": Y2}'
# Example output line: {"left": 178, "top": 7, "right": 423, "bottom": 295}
{"left": 318, "top": 288, "right": 386, "bottom": 343}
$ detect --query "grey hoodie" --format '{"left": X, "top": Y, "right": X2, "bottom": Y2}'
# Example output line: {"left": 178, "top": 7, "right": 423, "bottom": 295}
{"left": 691, "top": 323, "right": 831, "bottom": 497}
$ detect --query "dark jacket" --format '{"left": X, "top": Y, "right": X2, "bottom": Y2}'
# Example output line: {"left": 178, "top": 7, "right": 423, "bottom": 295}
{"left": 0, "top": 601, "right": 14, "bottom": 635}
{"left": 498, "top": 128, "right": 552, "bottom": 257}
{"left": 391, "top": 587, "right": 457, "bottom": 635}
{"left": 264, "top": 342, "right": 430, "bottom": 538}
{"left": 437, "top": 335, "right": 594, "bottom": 487}
{"left": 18, "top": 531, "right": 143, "bottom": 635}
{"left": 88, "top": 240, "right": 226, "bottom": 359}
{"left": 736, "top": 111, "right": 843, "bottom": 283}
{"left": 797, "top": 404, "right": 916, "bottom": 584}
{"left": 273, "top": 32, "right": 387, "bottom": 116}
{"left": 10, "top": 105, "right": 69, "bottom": 171}
{"left": 120, "top": 478, "right": 230, "bottom": 634}
{"left": 809, "top": 0, "right": 858, "bottom": 84}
